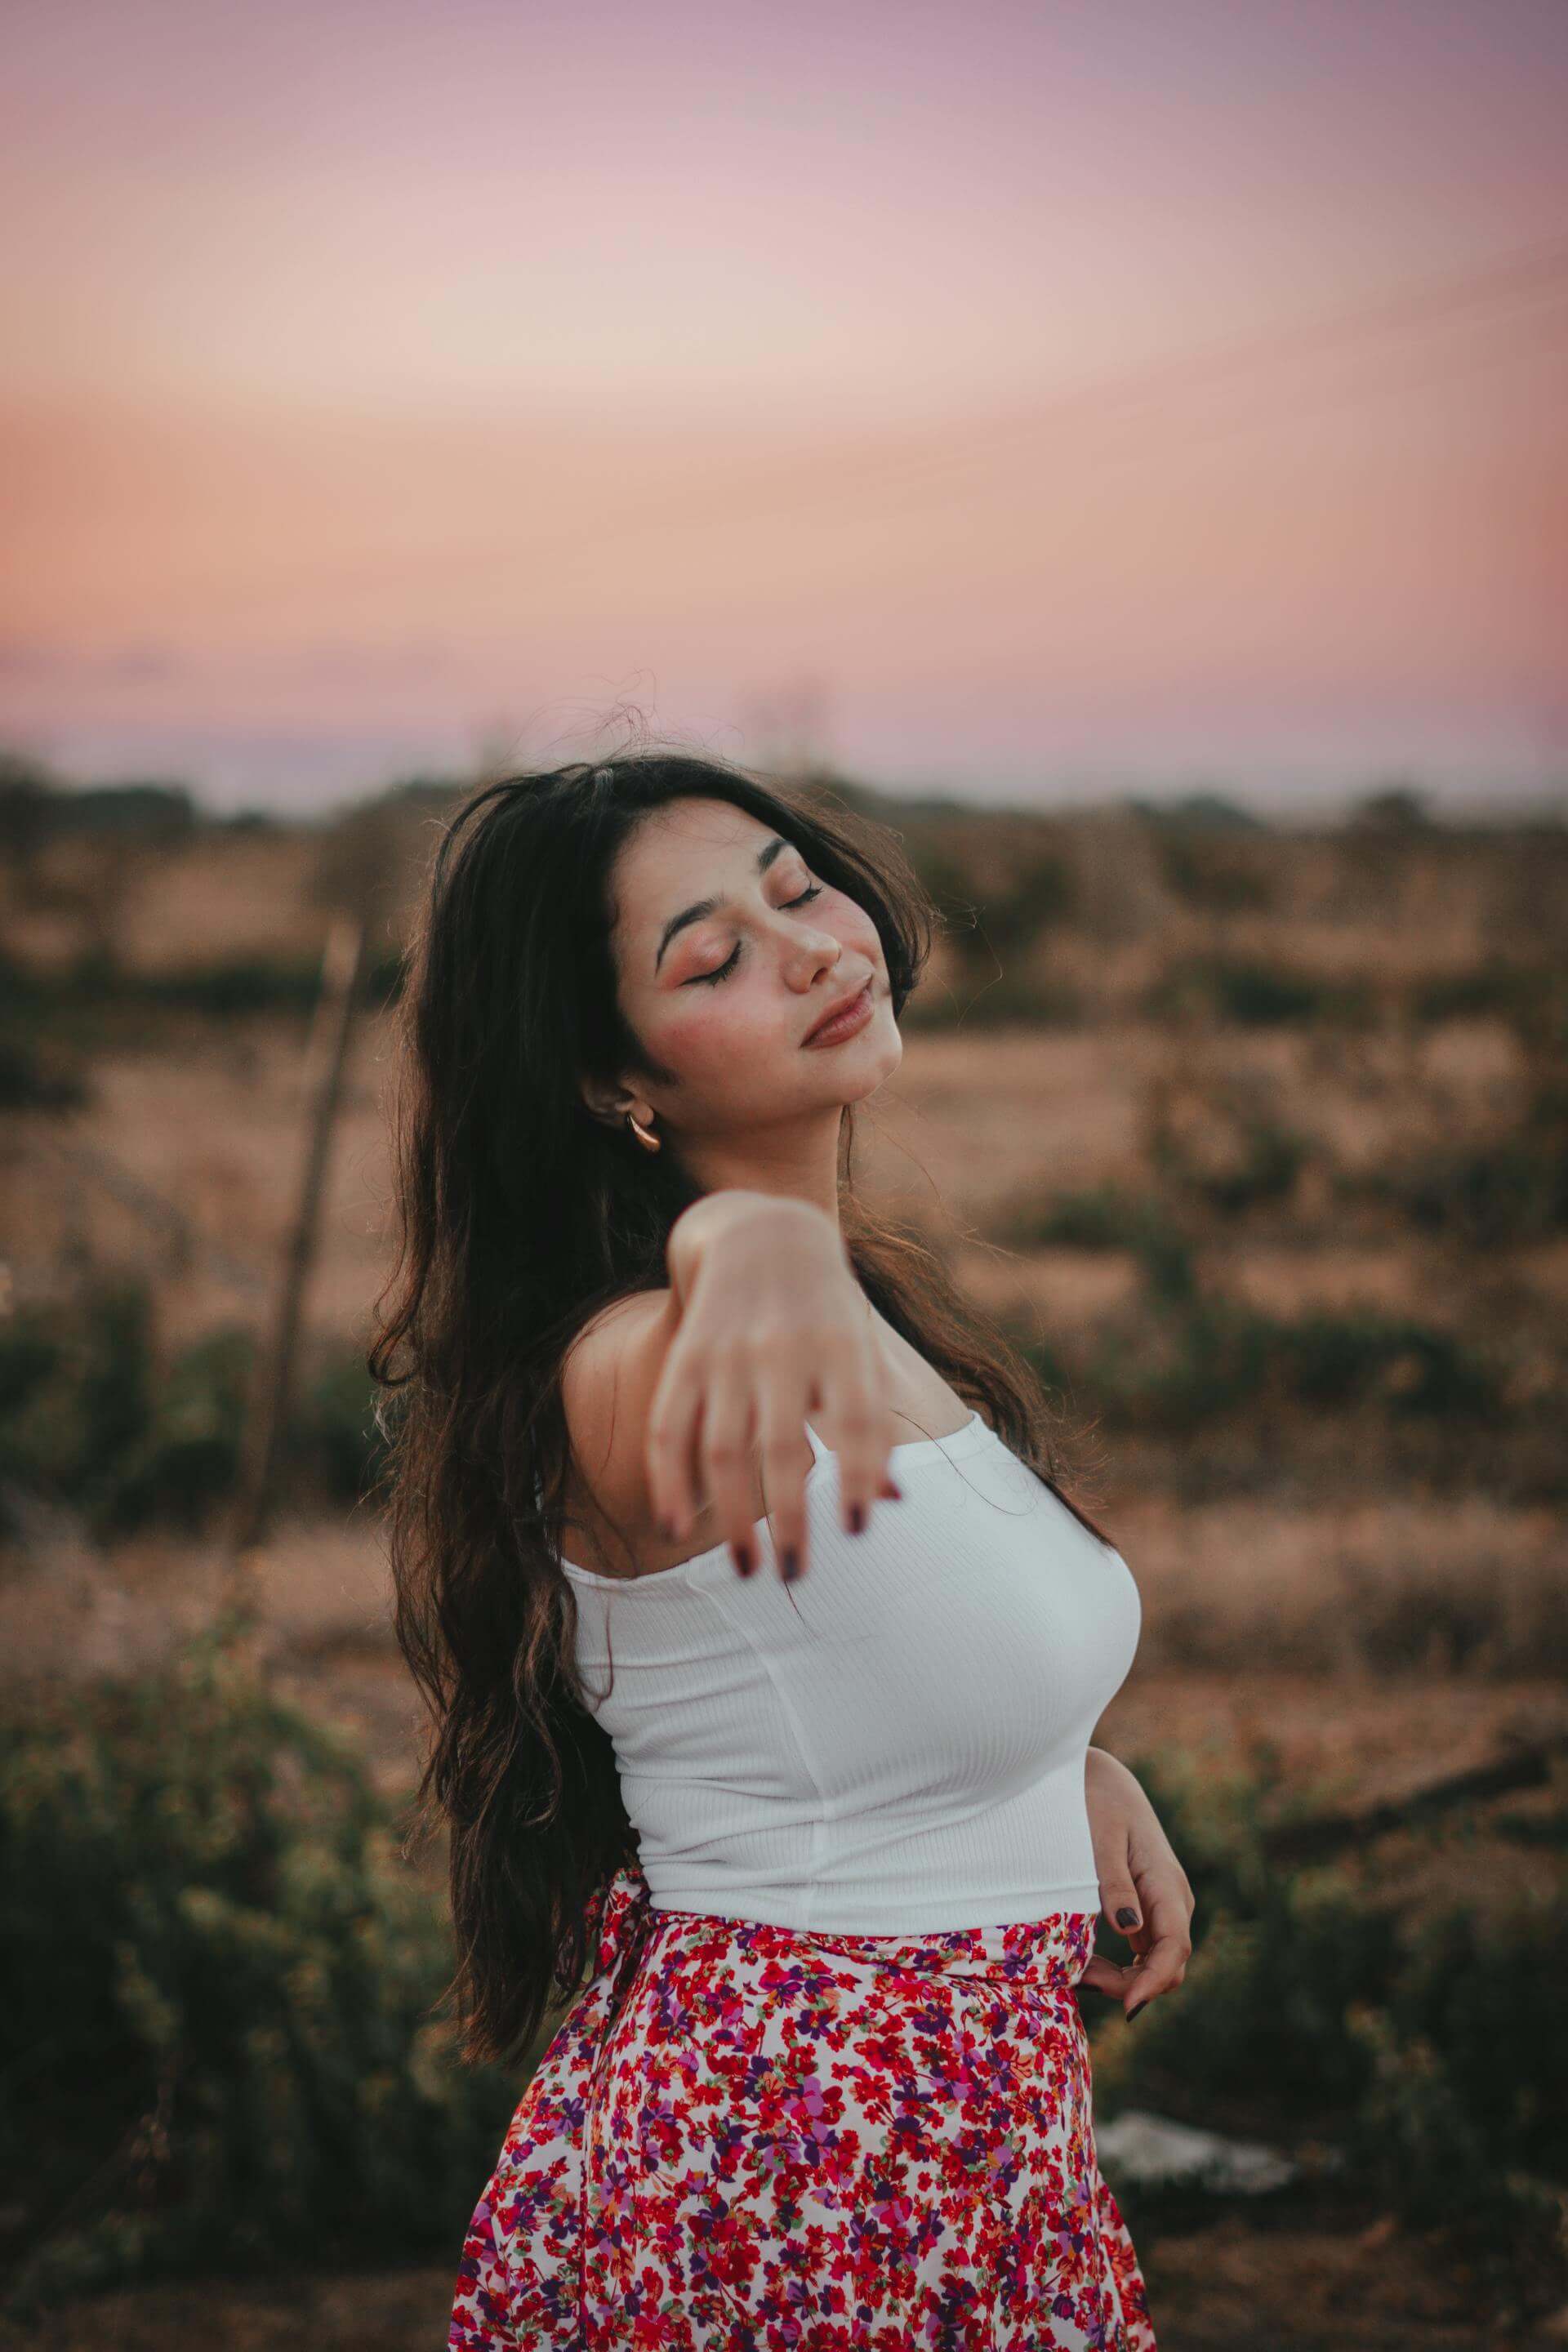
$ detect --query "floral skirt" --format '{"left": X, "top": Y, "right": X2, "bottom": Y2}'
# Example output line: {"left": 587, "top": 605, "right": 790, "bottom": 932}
{"left": 449, "top": 1860, "right": 1158, "bottom": 2350}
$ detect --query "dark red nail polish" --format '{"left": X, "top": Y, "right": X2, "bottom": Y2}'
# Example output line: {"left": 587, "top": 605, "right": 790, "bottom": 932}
{"left": 848, "top": 1503, "right": 865, "bottom": 1535}
{"left": 733, "top": 1542, "right": 754, "bottom": 1576}
{"left": 1116, "top": 1908, "right": 1139, "bottom": 1929}
{"left": 1127, "top": 2000, "right": 1148, "bottom": 2022}
{"left": 781, "top": 1547, "right": 800, "bottom": 1581}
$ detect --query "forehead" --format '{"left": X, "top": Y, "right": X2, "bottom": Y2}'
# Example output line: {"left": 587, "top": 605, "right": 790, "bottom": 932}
{"left": 612, "top": 796, "right": 789, "bottom": 933}
{"left": 617, "top": 796, "right": 777, "bottom": 897}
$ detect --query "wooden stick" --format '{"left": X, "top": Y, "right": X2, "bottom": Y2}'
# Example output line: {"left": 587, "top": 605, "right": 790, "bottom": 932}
{"left": 224, "top": 915, "right": 364, "bottom": 1612}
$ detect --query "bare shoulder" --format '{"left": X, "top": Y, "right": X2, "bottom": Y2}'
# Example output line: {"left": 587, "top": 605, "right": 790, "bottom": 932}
{"left": 559, "top": 1288, "right": 682, "bottom": 1547}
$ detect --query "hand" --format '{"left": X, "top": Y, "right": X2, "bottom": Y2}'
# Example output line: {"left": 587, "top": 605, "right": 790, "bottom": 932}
{"left": 1078, "top": 1746, "right": 1196, "bottom": 2023}
{"left": 651, "top": 1192, "right": 903, "bottom": 1582}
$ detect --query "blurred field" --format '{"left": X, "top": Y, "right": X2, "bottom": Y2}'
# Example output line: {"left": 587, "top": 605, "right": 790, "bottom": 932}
{"left": 2, "top": 771, "right": 1566, "bottom": 2346}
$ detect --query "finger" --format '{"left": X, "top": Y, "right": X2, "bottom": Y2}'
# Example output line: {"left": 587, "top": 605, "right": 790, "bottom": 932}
{"left": 1077, "top": 1956, "right": 1139, "bottom": 2002}
{"left": 1129, "top": 1838, "right": 1196, "bottom": 1930}
{"left": 1122, "top": 1932, "right": 1190, "bottom": 2018}
{"left": 819, "top": 1365, "right": 899, "bottom": 1538}
{"left": 1099, "top": 1877, "right": 1145, "bottom": 1952}
{"left": 749, "top": 1375, "right": 904, "bottom": 1584}
{"left": 699, "top": 1370, "right": 760, "bottom": 1578}
{"left": 646, "top": 1360, "right": 705, "bottom": 1540}
{"left": 755, "top": 1382, "right": 814, "bottom": 1584}
{"left": 1134, "top": 1881, "right": 1193, "bottom": 1971}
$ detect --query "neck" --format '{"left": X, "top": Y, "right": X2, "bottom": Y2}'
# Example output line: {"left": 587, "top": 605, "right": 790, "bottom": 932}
{"left": 674, "top": 1107, "right": 845, "bottom": 1232}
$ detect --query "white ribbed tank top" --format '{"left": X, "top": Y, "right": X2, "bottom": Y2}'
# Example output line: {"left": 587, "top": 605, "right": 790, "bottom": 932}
{"left": 559, "top": 1407, "right": 1143, "bottom": 1933}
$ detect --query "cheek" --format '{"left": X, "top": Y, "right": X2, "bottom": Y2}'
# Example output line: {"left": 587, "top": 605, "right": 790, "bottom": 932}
{"left": 847, "top": 909, "right": 884, "bottom": 964}
{"left": 658, "top": 987, "right": 775, "bottom": 1076}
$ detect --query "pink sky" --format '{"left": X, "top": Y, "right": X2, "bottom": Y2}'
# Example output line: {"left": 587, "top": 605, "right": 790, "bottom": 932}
{"left": 2, "top": 0, "right": 1566, "bottom": 813}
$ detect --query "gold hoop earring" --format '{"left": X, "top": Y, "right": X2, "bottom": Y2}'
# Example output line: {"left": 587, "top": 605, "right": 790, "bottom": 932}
{"left": 626, "top": 1111, "right": 662, "bottom": 1153}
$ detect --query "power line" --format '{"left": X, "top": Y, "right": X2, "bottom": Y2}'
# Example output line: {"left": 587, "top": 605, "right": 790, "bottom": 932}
{"left": 187, "top": 230, "right": 1568, "bottom": 618}
{"left": 657, "top": 234, "right": 1568, "bottom": 525}
{"left": 496, "top": 238, "right": 1568, "bottom": 584}
{"left": 885, "top": 277, "right": 1568, "bottom": 519}
{"left": 904, "top": 233, "right": 1568, "bottom": 452}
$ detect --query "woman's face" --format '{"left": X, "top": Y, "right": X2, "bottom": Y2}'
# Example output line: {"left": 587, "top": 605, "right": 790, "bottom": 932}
{"left": 597, "top": 796, "right": 901, "bottom": 1147}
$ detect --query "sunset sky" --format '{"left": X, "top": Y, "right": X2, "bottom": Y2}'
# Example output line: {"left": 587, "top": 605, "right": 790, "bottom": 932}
{"left": 2, "top": 0, "right": 1566, "bottom": 815}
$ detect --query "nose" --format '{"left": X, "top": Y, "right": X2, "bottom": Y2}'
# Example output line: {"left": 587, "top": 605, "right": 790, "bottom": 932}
{"left": 786, "top": 920, "right": 842, "bottom": 984}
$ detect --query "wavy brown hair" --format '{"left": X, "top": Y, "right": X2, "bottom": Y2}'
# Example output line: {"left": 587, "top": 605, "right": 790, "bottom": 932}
{"left": 368, "top": 747, "right": 1110, "bottom": 2070}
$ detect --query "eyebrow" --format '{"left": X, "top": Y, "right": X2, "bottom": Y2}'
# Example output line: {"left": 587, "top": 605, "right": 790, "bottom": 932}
{"left": 653, "top": 835, "right": 792, "bottom": 973}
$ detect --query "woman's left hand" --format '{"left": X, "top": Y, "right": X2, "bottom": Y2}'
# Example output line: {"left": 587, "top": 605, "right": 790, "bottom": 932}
{"left": 1080, "top": 1746, "right": 1196, "bottom": 2022}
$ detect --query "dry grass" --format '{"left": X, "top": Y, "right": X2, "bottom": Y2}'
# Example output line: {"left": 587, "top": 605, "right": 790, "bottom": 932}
{"left": 1103, "top": 1492, "right": 1568, "bottom": 1677}
{"left": 5, "top": 805, "right": 1566, "bottom": 2347}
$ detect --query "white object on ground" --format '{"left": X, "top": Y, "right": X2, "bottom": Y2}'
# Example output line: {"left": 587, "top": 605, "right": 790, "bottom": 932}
{"left": 1094, "top": 2108, "right": 1301, "bottom": 2194}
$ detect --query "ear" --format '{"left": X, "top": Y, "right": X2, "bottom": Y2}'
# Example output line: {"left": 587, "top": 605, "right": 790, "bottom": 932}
{"left": 581, "top": 1080, "right": 620, "bottom": 1123}
{"left": 581, "top": 1074, "right": 641, "bottom": 1131}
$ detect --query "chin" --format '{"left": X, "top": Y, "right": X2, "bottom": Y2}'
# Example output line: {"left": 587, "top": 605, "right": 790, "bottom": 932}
{"left": 851, "top": 1031, "right": 902, "bottom": 1097}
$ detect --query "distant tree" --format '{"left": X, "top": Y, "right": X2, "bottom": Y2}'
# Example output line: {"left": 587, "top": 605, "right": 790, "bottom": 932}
{"left": 382, "top": 773, "right": 469, "bottom": 810}
{"left": 51, "top": 781, "right": 199, "bottom": 843}
{"left": 1352, "top": 782, "right": 1436, "bottom": 831}
{"left": 1173, "top": 791, "right": 1267, "bottom": 832}
{"left": 0, "top": 750, "right": 62, "bottom": 871}
{"left": 310, "top": 797, "right": 423, "bottom": 962}
{"left": 1125, "top": 791, "right": 1267, "bottom": 832}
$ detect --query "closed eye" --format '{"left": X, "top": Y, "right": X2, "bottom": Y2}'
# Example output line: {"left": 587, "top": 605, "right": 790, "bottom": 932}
{"left": 684, "top": 884, "right": 823, "bottom": 986}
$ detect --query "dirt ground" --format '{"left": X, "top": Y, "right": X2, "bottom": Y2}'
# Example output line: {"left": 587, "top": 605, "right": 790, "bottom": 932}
{"left": 6, "top": 1504, "right": 1564, "bottom": 2350}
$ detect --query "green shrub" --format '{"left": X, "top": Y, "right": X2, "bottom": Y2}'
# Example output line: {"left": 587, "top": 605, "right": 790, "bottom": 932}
{"left": 1278, "top": 1312, "right": 1499, "bottom": 1418}
{"left": 0, "top": 1628, "right": 519, "bottom": 2317}
{"left": 1154, "top": 1111, "right": 1308, "bottom": 1217}
{"left": 0, "top": 1279, "right": 155, "bottom": 1526}
{"left": 1152, "top": 832, "right": 1276, "bottom": 912}
{"left": 1410, "top": 960, "right": 1568, "bottom": 1052}
{"left": 0, "top": 946, "right": 405, "bottom": 1031}
{"left": 287, "top": 1348, "right": 391, "bottom": 1503}
{"left": 364, "top": 948, "right": 409, "bottom": 1005}
{"left": 1147, "top": 956, "right": 1374, "bottom": 1028}
{"left": 102, "top": 1324, "right": 254, "bottom": 1534}
{"left": 1097, "top": 1748, "right": 1568, "bottom": 2320}
{"left": 998, "top": 1183, "right": 1174, "bottom": 1254}
{"left": 1027, "top": 1271, "right": 1503, "bottom": 1435}
{"left": 0, "top": 1282, "right": 258, "bottom": 1540}
{"left": 0, "top": 1281, "right": 394, "bottom": 1535}
{"left": 0, "top": 1032, "right": 88, "bottom": 1110}
{"left": 918, "top": 844, "right": 1076, "bottom": 972}
{"left": 1363, "top": 1084, "right": 1568, "bottom": 1246}
{"left": 139, "top": 960, "right": 325, "bottom": 1016}
{"left": 978, "top": 850, "right": 1077, "bottom": 955}
{"left": 1069, "top": 1290, "right": 1266, "bottom": 1432}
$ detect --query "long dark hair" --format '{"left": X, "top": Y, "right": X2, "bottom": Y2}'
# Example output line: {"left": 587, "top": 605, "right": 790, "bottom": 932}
{"left": 368, "top": 747, "right": 1111, "bottom": 2070}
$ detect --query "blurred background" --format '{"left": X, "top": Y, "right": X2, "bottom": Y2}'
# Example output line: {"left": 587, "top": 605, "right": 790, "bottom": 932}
{"left": 2, "top": 2, "right": 1566, "bottom": 2345}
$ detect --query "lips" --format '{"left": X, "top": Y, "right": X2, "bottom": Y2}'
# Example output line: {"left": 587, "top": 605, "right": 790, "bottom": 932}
{"left": 803, "top": 978, "right": 873, "bottom": 1045}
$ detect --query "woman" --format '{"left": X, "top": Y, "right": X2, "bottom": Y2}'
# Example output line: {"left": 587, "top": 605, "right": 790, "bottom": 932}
{"left": 370, "top": 750, "right": 1192, "bottom": 2349}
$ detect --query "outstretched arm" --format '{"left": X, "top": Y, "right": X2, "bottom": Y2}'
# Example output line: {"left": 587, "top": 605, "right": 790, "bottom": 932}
{"left": 1080, "top": 1745, "right": 1196, "bottom": 2020}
